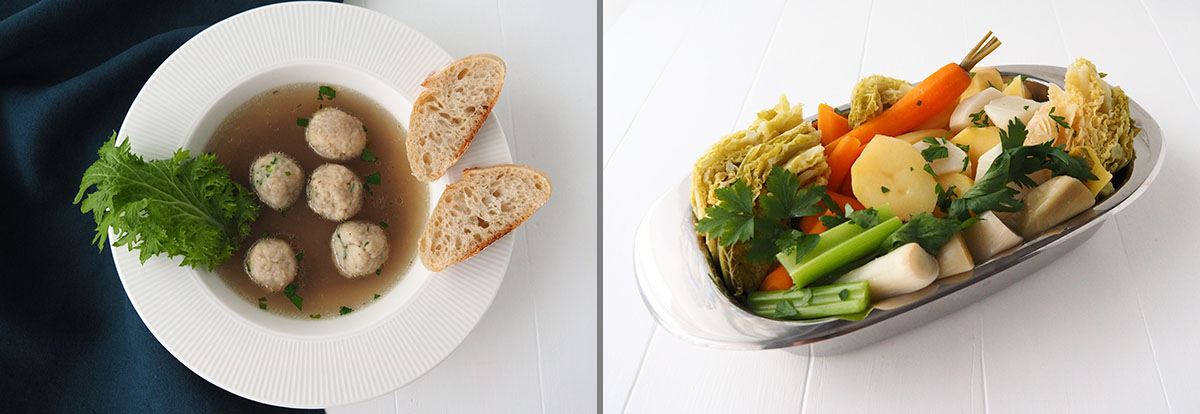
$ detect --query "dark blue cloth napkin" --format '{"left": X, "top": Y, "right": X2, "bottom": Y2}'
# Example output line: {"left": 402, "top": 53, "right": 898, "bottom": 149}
{"left": 0, "top": 1, "right": 331, "bottom": 411}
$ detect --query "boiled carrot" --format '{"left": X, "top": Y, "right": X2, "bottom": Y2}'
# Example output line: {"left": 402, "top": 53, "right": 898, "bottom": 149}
{"left": 759, "top": 264, "right": 795, "bottom": 291}
{"left": 818, "top": 103, "right": 850, "bottom": 146}
{"left": 841, "top": 32, "right": 1000, "bottom": 145}
{"left": 826, "top": 136, "right": 862, "bottom": 191}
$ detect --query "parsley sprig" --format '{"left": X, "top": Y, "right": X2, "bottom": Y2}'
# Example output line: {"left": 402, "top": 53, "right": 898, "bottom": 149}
{"left": 696, "top": 166, "right": 828, "bottom": 263}
{"left": 945, "top": 118, "right": 1096, "bottom": 221}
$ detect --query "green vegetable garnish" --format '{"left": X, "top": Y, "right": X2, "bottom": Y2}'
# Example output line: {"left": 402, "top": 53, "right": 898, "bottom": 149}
{"left": 295, "top": 253, "right": 304, "bottom": 261}
{"left": 880, "top": 186, "right": 890, "bottom": 193}
{"left": 374, "top": 294, "right": 381, "bottom": 300}
{"left": 339, "top": 306, "right": 354, "bottom": 315}
{"left": 1048, "top": 106, "right": 1070, "bottom": 132}
{"left": 297, "top": 117, "right": 309, "bottom": 127}
{"left": 379, "top": 221, "right": 388, "bottom": 228}
{"left": 695, "top": 167, "right": 828, "bottom": 263}
{"left": 361, "top": 149, "right": 378, "bottom": 162}
{"left": 838, "top": 288, "right": 850, "bottom": 301}
{"left": 318, "top": 85, "right": 336, "bottom": 100}
{"left": 258, "top": 297, "right": 267, "bottom": 310}
{"left": 310, "top": 314, "right": 321, "bottom": 319}
{"left": 946, "top": 119, "right": 1096, "bottom": 221}
{"left": 375, "top": 268, "right": 381, "bottom": 275}
{"left": 878, "top": 212, "right": 962, "bottom": 255}
{"left": 75, "top": 133, "right": 260, "bottom": 270}
{"left": 969, "top": 109, "right": 989, "bottom": 128}
{"left": 284, "top": 283, "right": 303, "bottom": 310}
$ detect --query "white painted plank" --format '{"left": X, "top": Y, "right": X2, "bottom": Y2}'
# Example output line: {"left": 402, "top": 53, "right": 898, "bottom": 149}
{"left": 386, "top": 263, "right": 544, "bottom": 413}
{"left": 624, "top": 330, "right": 810, "bottom": 413}
{"left": 978, "top": 222, "right": 1168, "bottom": 412}
{"left": 803, "top": 308, "right": 984, "bottom": 414}
{"left": 491, "top": 0, "right": 599, "bottom": 412}
{"left": 602, "top": 0, "right": 706, "bottom": 164}
{"left": 1060, "top": 0, "right": 1200, "bottom": 411}
{"left": 602, "top": 1, "right": 787, "bottom": 411}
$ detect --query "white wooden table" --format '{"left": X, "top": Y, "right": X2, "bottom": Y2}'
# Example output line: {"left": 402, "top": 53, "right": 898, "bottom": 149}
{"left": 604, "top": 0, "right": 1200, "bottom": 412}
{"left": 330, "top": 1, "right": 596, "bottom": 412}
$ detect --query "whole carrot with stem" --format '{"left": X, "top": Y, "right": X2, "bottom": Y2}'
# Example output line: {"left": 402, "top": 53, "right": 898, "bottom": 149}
{"left": 843, "top": 32, "right": 1001, "bottom": 145}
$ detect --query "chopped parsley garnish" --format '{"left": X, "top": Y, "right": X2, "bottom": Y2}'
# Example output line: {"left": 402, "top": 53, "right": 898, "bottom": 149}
{"left": 339, "top": 306, "right": 354, "bottom": 315}
{"left": 284, "top": 171, "right": 291, "bottom": 176}
{"left": 969, "top": 109, "right": 989, "bottom": 128}
{"left": 283, "top": 283, "right": 303, "bottom": 310}
{"left": 363, "top": 172, "right": 381, "bottom": 194}
{"left": 261, "top": 230, "right": 269, "bottom": 237}
{"left": 1048, "top": 106, "right": 1070, "bottom": 133}
{"left": 362, "top": 125, "right": 368, "bottom": 133}
{"left": 838, "top": 289, "right": 850, "bottom": 301}
{"left": 361, "top": 149, "right": 378, "bottom": 162}
{"left": 297, "top": 103, "right": 302, "bottom": 108}
{"left": 297, "top": 117, "right": 309, "bottom": 127}
{"left": 920, "top": 137, "right": 949, "bottom": 162}
{"left": 1023, "top": 105, "right": 1029, "bottom": 110}
{"left": 258, "top": 297, "right": 267, "bottom": 310}
{"left": 955, "top": 143, "right": 970, "bottom": 153}
{"left": 318, "top": 85, "right": 336, "bottom": 100}
{"left": 379, "top": 221, "right": 388, "bottom": 228}
{"left": 922, "top": 164, "right": 939, "bottom": 180}
{"left": 310, "top": 314, "right": 321, "bottom": 319}
{"left": 916, "top": 100, "right": 923, "bottom": 106}
{"left": 295, "top": 253, "right": 304, "bottom": 261}
{"left": 819, "top": 203, "right": 882, "bottom": 230}
{"left": 375, "top": 268, "right": 381, "bottom": 275}
{"left": 880, "top": 186, "right": 890, "bottom": 193}
{"left": 374, "top": 293, "right": 381, "bottom": 299}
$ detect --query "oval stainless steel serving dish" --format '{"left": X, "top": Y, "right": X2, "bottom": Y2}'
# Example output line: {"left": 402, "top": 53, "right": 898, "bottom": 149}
{"left": 632, "top": 64, "right": 1164, "bottom": 354}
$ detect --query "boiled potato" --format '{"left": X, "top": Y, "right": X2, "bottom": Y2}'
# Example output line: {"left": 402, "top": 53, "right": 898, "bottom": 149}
{"left": 851, "top": 136, "right": 937, "bottom": 220}
{"left": 1069, "top": 146, "right": 1112, "bottom": 196}
{"left": 895, "top": 129, "right": 948, "bottom": 144}
{"left": 950, "top": 127, "right": 1002, "bottom": 178}
{"left": 937, "top": 172, "right": 973, "bottom": 196}
{"left": 960, "top": 66, "right": 1003, "bottom": 101}
{"left": 1002, "top": 76, "right": 1033, "bottom": 99}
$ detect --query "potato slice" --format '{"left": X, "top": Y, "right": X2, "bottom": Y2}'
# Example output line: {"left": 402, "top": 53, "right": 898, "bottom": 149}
{"left": 1002, "top": 76, "right": 1032, "bottom": 99}
{"left": 937, "top": 172, "right": 973, "bottom": 196}
{"left": 851, "top": 135, "right": 937, "bottom": 220}
{"left": 950, "top": 127, "right": 1002, "bottom": 178}
{"left": 960, "top": 67, "right": 1004, "bottom": 101}
{"left": 896, "top": 129, "right": 948, "bottom": 145}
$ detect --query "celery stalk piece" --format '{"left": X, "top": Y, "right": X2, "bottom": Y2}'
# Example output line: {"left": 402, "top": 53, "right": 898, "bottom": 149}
{"left": 777, "top": 205, "right": 895, "bottom": 284}
{"left": 784, "top": 216, "right": 904, "bottom": 288}
{"left": 747, "top": 281, "right": 871, "bottom": 320}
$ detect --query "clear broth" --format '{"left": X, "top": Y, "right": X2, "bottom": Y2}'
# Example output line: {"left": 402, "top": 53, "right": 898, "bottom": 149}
{"left": 205, "top": 83, "right": 428, "bottom": 319}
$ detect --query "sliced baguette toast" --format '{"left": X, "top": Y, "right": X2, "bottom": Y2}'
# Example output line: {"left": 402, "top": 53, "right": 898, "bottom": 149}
{"left": 419, "top": 164, "right": 551, "bottom": 272}
{"left": 407, "top": 54, "right": 506, "bottom": 182}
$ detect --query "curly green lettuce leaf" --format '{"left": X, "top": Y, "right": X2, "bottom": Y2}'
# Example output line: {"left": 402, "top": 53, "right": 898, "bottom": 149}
{"left": 74, "top": 133, "right": 260, "bottom": 270}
